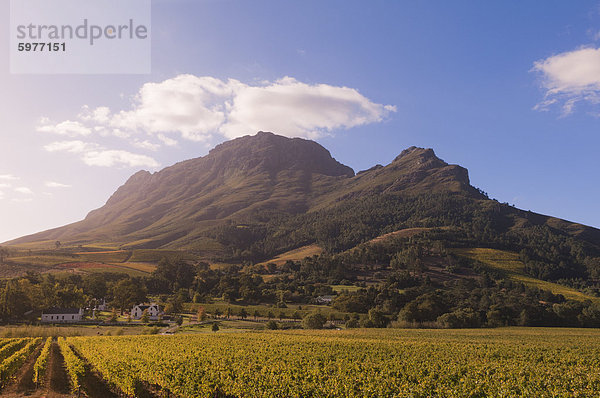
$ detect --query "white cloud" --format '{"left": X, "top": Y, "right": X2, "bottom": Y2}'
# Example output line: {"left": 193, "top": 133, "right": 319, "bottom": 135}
{"left": 44, "top": 140, "right": 101, "bottom": 153}
{"left": 42, "top": 74, "right": 395, "bottom": 145}
{"left": 157, "top": 134, "right": 178, "bottom": 147}
{"left": 0, "top": 174, "right": 18, "bottom": 181}
{"left": 110, "top": 75, "right": 235, "bottom": 141}
{"left": 39, "top": 75, "right": 394, "bottom": 169}
{"left": 132, "top": 140, "right": 161, "bottom": 151}
{"left": 82, "top": 150, "right": 159, "bottom": 168}
{"left": 44, "top": 140, "right": 158, "bottom": 169}
{"left": 221, "top": 76, "right": 397, "bottom": 139}
{"left": 0, "top": 183, "right": 10, "bottom": 189}
{"left": 45, "top": 181, "right": 71, "bottom": 188}
{"left": 37, "top": 120, "right": 92, "bottom": 136}
{"left": 14, "top": 187, "right": 33, "bottom": 194}
{"left": 79, "top": 105, "right": 111, "bottom": 124}
{"left": 533, "top": 47, "right": 600, "bottom": 115}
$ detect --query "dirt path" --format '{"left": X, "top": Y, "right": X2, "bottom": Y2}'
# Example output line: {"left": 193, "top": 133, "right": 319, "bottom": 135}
{"left": 43, "top": 341, "right": 71, "bottom": 398}
{"left": 78, "top": 362, "right": 119, "bottom": 398}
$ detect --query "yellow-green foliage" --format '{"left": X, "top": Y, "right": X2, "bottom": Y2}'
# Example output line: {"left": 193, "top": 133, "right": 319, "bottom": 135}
{"left": 455, "top": 248, "right": 600, "bottom": 302}
{"left": 77, "top": 250, "right": 131, "bottom": 263}
{"left": 0, "top": 338, "right": 41, "bottom": 387}
{"left": 33, "top": 337, "right": 52, "bottom": 385}
{"left": 185, "top": 302, "right": 343, "bottom": 320}
{"left": 128, "top": 249, "right": 195, "bottom": 263}
{"left": 330, "top": 284, "right": 362, "bottom": 293}
{"left": 0, "top": 339, "right": 28, "bottom": 361}
{"left": 57, "top": 337, "right": 85, "bottom": 392}
{"left": 257, "top": 244, "right": 323, "bottom": 267}
{"left": 116, "top": 262, "right": 157, "bottom": 273}
{"left": 69, "top": 328, "right": 600, "bottom": 397}
{"left": 8, "top": 255, "right": 79, "bottom": 267}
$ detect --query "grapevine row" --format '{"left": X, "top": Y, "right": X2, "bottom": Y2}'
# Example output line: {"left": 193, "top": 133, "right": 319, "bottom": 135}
{"left": 33, "top": 337, "right": 52, "bottom": 385}
{"left": 57, "top": 337, "right": 85, "bottom": 393}
{"left": 0, "top": 339, "right": 27, "bottom": 363}
{"left": 0, "top": 338, "right": 41, "bottom": 388}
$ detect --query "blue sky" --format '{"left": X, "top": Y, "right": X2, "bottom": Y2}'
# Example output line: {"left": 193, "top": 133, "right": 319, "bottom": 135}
{"left": 1, "top": 1, "right": 600, "bottom": 242}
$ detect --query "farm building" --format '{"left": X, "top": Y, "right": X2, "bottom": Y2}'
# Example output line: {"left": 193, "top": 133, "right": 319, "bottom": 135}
{"left": 41, "top": 308, "right": 84, "bottom": 323}
{"left": 316, "top": 295, "right": 335, "bottom": 304}
{"left": 131, "top": 304, "right": 162, "bottom": 320}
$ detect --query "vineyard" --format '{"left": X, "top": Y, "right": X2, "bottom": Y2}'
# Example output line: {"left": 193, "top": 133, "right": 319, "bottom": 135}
{"left": 0, "top": 328, "right": 599, "bottom": 397}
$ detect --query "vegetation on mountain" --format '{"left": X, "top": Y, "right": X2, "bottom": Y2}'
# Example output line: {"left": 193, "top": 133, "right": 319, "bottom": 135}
{"left": 1, "top": 132, "right": 599, "bottom": 328}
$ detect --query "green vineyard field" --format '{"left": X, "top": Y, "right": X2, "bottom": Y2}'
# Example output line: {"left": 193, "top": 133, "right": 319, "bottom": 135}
{"left": 67, "top": 328, "right": 600, "bottom": 397}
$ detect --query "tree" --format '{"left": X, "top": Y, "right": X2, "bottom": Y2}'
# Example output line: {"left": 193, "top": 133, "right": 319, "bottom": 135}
{"left": 266, "top": 320, "right": 278, "bottom": 330}
{"left": 111, "top": 279, "right": 147, "bottom": 315}
{"left": 212, "top": 323, "right": 219, "bottom": 332}
{"left": 54, "top": 241, "right": 61, "bottom": 250}
{"left": 164, "top": 295, "right": 183, "bottom": 315}
{"left": 239, "top": 308, "right": 248, "bottom": 320}
{"left": 141, "top": 309, "right": 150, "bottom": 324}
{"left": 108, "top": 308, "right": 118, "bottom": 323}
{"left": 214, "top": 308, "right": 222, "bottom": 319}
{"left": 367, "top": 308, "right": 389, "bottom": 328}
{"left": 329, "top": 313, "right": 336, "bottom": 324}
{"left": 197, "top": 306, "right": 207, "bottom": 322}
{"left": 302, "top": 312, "right": 327, "bottom": 329}
{"left": 226, "top": 307, "right": 232, "bottom": 319}
{"left": 0, "top": 247, "right": 8, "bottom": 263}
{"left": 0, "top": 279, "right": 31, "bottom": 320}
{"left": 253, "top": 309, "right": 261, "bottom": 320}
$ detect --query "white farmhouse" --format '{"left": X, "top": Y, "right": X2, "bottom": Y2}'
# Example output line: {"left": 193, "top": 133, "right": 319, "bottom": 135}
{"left": 41, "top": 308, "right": 84, "bottom": 323}
{"left": 131, "top": 304, "right": 161, "bottom": 320}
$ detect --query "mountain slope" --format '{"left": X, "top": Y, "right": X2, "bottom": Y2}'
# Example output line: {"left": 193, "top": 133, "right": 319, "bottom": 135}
{"left": 6, "top": 132, "right": 600, "bottom": 266}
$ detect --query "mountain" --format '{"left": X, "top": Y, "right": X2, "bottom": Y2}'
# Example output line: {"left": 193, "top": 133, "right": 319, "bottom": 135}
{"left": 7, "top": 132, "right": 600, "bottom": 269}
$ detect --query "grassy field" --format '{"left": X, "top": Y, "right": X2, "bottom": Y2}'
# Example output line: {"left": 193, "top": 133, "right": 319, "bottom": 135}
{"left": 455, "top": 248, "right": 600, "bottom": 302}
{"left": 67, "top": 327, "right": 600, "bottom": 397}
{"left": 0, "top": 324, "right": 160, "bottom": 337}
{"left": 76, "top": 250, "right": 132, "bottom": 263}
{"left": 330, "top": 284, "right": 362, "bottom": 293}
{"left": 128, "top": 249, "right": 197, "bottom": 263}
{"left": 257, "top": 244, "right": 323, "bottom": 266}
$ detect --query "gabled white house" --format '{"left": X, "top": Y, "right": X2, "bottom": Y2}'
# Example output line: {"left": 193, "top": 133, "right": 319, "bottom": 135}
{"left": 41, "top": 308, "right": 84, "bottom": 323}
{"left": 131, "top": 304, "right": 161, "bottom": 320}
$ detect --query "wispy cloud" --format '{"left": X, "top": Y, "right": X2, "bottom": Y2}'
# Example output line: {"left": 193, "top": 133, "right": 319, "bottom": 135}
{"left": 44, "top": 140, "right": 101, "bottom": 153}
{"left": 81, "top": 150, "right": 159, "bottom": 168}
{"left": 14, "top": 187, "right": 33, "bottom": 195}
{"left": 44, "top": 140, "right": 159, "bottom": 168}
{"left": 0, "top": 174, "right": 19, "bottom": 181}
{"left": 45, "top": 181, "right": 72, "bottom": 188}
{"left": 533, "top": 47, "right": 600, "bottom": 115}
{"left": 37, "top": 119, "right": 92, "bottom": 136}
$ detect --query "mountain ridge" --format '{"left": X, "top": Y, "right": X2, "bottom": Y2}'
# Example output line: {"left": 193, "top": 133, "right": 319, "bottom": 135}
{"left": 5, "top": 132, "right": 600, "bottom": 258}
